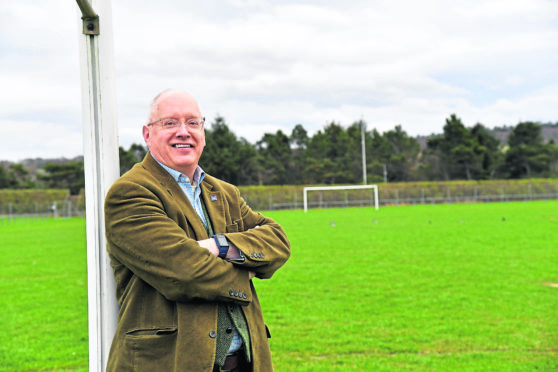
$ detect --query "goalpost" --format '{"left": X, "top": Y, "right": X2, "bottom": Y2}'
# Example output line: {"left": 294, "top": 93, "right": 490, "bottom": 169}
{"left": 303, "top": 185, "right": 379, "bottom": 212}
{"left": 76, "top": 1, "right": 119, "bottom": 371}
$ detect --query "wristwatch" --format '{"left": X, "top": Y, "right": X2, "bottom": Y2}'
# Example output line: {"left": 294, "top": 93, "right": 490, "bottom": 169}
{"left": 213, "top": 234, "right": 229, "bottom": 258}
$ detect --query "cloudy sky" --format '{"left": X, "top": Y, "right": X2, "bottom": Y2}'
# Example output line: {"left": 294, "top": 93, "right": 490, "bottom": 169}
{"left": 1, "top": 0, "right": 557, "bottom": 162}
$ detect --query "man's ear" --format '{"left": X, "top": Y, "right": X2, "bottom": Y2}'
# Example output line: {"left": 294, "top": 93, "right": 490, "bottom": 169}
{"left": 142, "top": 125, "right": 150, "bottom": 145}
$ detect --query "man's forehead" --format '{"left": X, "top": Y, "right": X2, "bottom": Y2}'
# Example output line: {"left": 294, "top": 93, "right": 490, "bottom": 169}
{"left": 155, "top": 91, "right": 201, "bottom": 116}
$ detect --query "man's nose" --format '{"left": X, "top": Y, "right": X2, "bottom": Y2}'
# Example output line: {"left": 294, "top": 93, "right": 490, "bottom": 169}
{"left": 175, "top": 122, "right": 191, "bottom": 136}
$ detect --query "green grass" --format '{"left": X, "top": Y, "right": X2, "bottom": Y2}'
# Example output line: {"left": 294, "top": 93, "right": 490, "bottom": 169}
{"left": 0, "top": 218, "right": 88, "bottom": 371}
{"left": 1, "top": 201, "right": 557, "bottom": 371}
{"left": 258, "top": 201, "right": 558, "bottom": 371}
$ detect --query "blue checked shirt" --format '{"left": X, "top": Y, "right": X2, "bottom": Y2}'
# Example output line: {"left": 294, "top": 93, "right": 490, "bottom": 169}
{"left": 155, "top": 158, "right": 243, "bottom": 354}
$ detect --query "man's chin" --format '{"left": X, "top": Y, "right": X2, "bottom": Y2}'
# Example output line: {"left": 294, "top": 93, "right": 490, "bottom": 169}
{"left": 170, "top": 158, "right": 198, "bottom": 170}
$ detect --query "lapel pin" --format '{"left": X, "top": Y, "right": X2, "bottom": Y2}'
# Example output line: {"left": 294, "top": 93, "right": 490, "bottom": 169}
{"left": 211, "top": 195, "right": 218, "bottom": 201}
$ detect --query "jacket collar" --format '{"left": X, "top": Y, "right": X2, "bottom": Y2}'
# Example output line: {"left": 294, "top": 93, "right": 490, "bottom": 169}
{"left": 142, "top": 152, "right": 227, "bottom": 236}
{"left": 200, "top": 179, "right": 226, "bottom": 234}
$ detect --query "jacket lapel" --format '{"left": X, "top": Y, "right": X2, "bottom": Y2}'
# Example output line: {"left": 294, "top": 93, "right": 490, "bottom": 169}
{"left": 142, "top": 153, "right": 209, "bottom": 239}
{"left": 201, "top": 181, "right": 226, "bottom": 234}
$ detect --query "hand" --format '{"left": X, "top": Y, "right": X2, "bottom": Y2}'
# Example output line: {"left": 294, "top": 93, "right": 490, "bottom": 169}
{"left": 198, "top": 237, "right": 242, "bottom": 260}
{"left": 199, "top": 239, "right": 255, "bottom": 279}
{"left": 198, "top": 238, "right": 219, "bottom": 257}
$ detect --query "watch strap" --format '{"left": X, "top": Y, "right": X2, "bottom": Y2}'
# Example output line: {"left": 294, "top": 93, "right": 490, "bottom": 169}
{"left": 213, "top": 234, "right": 229, "bottom": 258}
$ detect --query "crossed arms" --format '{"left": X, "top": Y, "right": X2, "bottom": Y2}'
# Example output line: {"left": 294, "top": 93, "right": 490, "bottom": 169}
{"left": 105, "top": 176, "right": 290, "bottom": 306}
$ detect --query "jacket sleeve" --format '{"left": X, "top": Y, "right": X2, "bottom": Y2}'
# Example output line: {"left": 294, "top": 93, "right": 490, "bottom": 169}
{"left": 105, "top": 179, "right": 252, "bottom": 305}
{"left": 224, "top": 189, "right": 291, "bottom": 279}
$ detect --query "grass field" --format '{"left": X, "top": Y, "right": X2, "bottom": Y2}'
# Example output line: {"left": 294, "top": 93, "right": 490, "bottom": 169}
{"left": 1, "top": 201, "right": 557, "bottom": 371}
{"left": 0, "top": 217, "right": 88, "bottom": 371}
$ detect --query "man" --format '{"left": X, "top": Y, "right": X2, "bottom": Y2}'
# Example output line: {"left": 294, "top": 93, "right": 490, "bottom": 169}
{"left": 104, "top": 89, "right": 291, "bottom": 372}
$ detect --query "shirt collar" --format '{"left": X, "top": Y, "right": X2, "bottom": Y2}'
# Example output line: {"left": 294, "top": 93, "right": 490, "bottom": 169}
{"left": 152, "top": 155, "right": 205, "bottom": 187}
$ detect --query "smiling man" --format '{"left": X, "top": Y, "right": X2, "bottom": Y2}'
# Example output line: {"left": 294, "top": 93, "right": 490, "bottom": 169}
{"left": 143, "top": 90, "right": 206, "bottom": 180}
{"left": 104, "top": 89, "right": 291, "bottom": 372}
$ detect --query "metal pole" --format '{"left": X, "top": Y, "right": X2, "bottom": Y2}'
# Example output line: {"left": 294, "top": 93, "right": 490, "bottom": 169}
{"left": 75, "top": 1, "right": 119, "bottom": 371}
{"left": 361, "top": 120, "right": 367, "bottom": 185}
{"left": 383, "top": 163, "right": 387, "bottom": 183}
{"left": 373, "top": 186, "right": 379, "bottom": 210}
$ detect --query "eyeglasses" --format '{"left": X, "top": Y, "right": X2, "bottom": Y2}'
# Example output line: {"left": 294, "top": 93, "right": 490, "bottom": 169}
{"left": 147, "top": 117, "right": 205, "bottom": 131}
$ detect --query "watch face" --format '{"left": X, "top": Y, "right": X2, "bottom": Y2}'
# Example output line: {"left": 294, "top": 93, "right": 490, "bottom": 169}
{"left": 217, "top": 235, "right": 229, "bottom": 246}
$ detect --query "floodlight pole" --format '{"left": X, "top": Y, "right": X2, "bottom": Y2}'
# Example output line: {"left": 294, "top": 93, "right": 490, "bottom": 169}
{"left": 75, "top": 1, "right": 119, "bottom": 371}
{"left": 361, "top": 120, "right": 367, "bottom": 185}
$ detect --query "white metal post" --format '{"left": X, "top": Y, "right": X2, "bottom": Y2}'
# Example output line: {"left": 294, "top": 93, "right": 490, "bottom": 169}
{"left": 303, "top": 185, "right": 379, "bottom": 212}
{"left": 76, "top": 0, "right": 119, "bottom": 371}
{"left": 361, "top": 120, "right": 367, "bottom": 185}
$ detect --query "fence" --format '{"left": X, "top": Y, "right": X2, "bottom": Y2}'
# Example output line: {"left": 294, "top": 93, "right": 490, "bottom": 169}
{"left": 1, "top": 180, "right": 558, "bottom": 217}
{"left": 0, "top": 194, "right": 85, "bottom": 219}
{"left": 241, "top": 180, "right": 558, "bottom": 210}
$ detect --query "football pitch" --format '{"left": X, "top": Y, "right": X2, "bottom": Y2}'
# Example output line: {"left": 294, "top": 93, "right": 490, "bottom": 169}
{"left": 1, "top": 201, "right": 557, "bottom": 371}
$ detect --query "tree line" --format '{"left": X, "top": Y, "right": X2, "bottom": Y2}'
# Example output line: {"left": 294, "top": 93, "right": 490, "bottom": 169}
{"left": 1, "top": 114, "right": 557, "bottom": 194}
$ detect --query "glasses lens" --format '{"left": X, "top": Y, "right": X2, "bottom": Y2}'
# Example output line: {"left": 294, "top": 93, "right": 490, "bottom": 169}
{"left": 187, "top": 119, "right": 203, "bottom": 128}
{"left": 162, "top": 119, "right": 179, "bottom": 129}
{"left": 154, "top": 117, "right": 204, "bottom": 130}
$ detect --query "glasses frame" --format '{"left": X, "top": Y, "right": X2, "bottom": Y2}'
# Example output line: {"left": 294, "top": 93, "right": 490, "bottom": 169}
{"left": 146, "top": 116, "right": 205, "bottom": 131}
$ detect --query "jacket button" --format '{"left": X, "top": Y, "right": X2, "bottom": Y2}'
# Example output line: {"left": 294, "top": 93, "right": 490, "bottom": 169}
{"left": 229, "top": 289, "right": 234, "bottom": 296}
{"left": 226, "top": 327, "right": 233, "bottom": 334}
{"left": 243, "top": 293, "right": 247, "bottom": 299}
{"left": 209, "top": 331, "right": 216, "bottom": 338}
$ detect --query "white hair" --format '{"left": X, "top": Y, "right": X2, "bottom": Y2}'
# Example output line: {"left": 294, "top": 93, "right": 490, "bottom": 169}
{"left": 147, "top": 89, "right": 174, "bottom": 123}
{"left": 146, "top": 89, "right": 201, "bottom": 124}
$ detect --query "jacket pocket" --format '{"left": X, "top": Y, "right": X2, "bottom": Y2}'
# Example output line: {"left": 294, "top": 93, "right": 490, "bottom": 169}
{"left": 125, "top": 327, "right": 178, "bottom": 371}
{"left": 126, "top": 327, "right": 177, "bottom": 337}
{"left": 226, "top": 221, "right": 239, "bottom": 233}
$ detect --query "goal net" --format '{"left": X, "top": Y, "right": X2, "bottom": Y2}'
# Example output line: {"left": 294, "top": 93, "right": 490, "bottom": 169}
{"left": 303, "top": 185, "right": 379, "bottom": 212}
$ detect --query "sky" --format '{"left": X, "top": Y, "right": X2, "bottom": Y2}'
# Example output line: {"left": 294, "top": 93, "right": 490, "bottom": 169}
{"left": 1, "top": 0, "right": 557, "bottom": 162}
